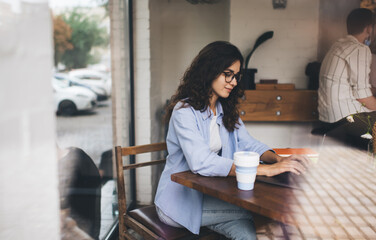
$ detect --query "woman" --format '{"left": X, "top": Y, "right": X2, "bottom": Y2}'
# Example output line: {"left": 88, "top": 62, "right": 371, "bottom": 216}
{"left": 154, "top": 41, "right": 309, "bottom": 239}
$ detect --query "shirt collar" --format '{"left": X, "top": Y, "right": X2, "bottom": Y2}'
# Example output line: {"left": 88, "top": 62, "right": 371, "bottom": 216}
{"left": 202, "top": 101, "right": 224, "bottom": 120}
{"left": 346, "top": 35, "right": 361, "bottom": 44}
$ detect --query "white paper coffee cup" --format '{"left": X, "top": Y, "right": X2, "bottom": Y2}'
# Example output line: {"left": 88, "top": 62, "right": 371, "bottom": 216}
{"left": 233, "top": 151, "right": 260, "bottom": 190}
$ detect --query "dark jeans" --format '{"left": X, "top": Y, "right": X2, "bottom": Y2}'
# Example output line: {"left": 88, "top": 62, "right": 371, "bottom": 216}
{"left": 323, "top": 112, "right": 376, "bottom": 150}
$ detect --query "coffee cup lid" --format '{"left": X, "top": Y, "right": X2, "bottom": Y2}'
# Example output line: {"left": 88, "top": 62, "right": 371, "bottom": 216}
{"left": 233, "top": 151, "right": 260, "bottom": 167}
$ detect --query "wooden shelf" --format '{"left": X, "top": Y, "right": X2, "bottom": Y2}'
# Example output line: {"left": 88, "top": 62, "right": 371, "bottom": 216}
{"left": 238, "top": 90, "right": 318, "bottom": 122}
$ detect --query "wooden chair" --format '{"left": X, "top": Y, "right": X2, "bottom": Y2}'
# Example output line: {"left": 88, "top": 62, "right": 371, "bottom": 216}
{"left": 115, "top": 142, "right": 220, "bottom": 240}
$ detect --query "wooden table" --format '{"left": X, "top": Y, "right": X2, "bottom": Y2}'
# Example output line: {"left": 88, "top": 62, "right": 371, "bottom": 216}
{"left": 171, "top": 147, "right": 376, "bottom": 239}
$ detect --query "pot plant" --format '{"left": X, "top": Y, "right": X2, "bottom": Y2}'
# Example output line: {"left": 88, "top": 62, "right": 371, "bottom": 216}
{"left": 242, "top": 31, "right": 274, "bottom": 89}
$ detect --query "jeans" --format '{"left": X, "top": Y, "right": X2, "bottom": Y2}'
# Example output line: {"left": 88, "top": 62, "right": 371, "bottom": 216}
{"left": 201, "top": 194, "right": 256, "bottom": 240}
{"left": 156, "top": 194, "right": 256, "bottom": 240}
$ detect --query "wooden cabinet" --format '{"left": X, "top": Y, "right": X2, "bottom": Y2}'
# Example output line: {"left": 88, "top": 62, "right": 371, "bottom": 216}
{"left": 238, "top": 90, "right": 318, "bottom": 121}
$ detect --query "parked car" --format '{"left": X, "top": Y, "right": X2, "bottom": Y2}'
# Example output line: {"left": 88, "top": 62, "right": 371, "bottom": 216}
{"left": 54, "top": 73, "right": 108, "bottom": 101}
{"left": 69, "top": 69, "right": 112, "bottom": 97}
{"left": 53, "top": 78, "right": 97, "bottom": 116}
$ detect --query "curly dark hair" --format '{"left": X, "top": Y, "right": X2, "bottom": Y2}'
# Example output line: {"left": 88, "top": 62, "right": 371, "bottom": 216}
{"left": 165, "top": 41, "right": 244, "bottom": 132}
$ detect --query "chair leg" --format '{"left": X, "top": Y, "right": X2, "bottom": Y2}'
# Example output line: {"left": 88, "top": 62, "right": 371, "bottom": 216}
{"left": 119, "top": 221, "right": 137, "bottom": 240}
{"left": 125, "top": 216, "right": 161, "bottom": 240}
{"left": 119, "top": 228, "right": 136, "bottom": 240}
{"left": 123, "top": 232, "right": 138, "bottom": 240}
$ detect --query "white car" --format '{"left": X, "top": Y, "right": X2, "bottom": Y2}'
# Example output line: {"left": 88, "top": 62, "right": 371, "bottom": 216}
{"left": 53, "top": 78, "right": 97, "bottom": 116}
{"left": 68, "top": 69, "right": 112, "bottom": 97}
{"left": 54, "top": 73, "right": 108, "bottom": 101}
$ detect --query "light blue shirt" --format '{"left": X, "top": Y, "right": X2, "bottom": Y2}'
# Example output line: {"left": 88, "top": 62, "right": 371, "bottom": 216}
{"left": 154, "top": 101, "right": 271, "bottom": 234}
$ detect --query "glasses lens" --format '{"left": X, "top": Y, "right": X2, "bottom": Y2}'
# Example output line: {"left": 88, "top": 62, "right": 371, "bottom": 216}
{"left": 223, "top": 71, "right": 241, "bottom": 83}
{"left": 223, "top": 72, "right": 232, "bottom": 83}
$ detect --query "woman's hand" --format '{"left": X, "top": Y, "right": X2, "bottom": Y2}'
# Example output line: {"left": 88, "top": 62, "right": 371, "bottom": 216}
{"left": 257, "top": 154, "right": 311, "bottom": 177}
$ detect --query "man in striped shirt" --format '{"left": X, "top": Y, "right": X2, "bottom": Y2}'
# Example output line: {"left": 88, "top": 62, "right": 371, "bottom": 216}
{"left": 318, "top": 8, "right": 376, "bottom": 148}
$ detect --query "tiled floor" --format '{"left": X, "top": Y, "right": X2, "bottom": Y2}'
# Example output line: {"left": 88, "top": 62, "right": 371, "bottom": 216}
{"left": 255, "top": 145, "right": 376, "bottom": 239}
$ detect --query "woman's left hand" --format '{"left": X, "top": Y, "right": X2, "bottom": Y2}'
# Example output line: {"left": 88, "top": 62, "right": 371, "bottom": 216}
{"left": 257, "top": 151, "right": 312, "bottom": 177}
{"left": 257, "top": 155, "right": 310, "bottom": 177}
{"left": 278, "top": 154, "right": 311, "bottom": 167}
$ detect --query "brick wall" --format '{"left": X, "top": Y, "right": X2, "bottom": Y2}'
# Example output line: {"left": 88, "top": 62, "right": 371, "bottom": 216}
{"left": 109, "top": 0, "right": 133, "bottom": 204}
{"left": 230, "top": 0, "right": 319, "bottom": 89}
{"left": 134, "top": 0, "right": 153, "bottom": 204}
{"left": 110, "top": 0, "right": 131, "bottom": 149}
{"left": 0, "top": 1, "right": 60, "bottom": 239}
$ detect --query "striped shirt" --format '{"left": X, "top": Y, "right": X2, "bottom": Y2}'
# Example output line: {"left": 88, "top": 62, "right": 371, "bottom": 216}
{"left": 318, "top": 35, "right": 372, "bottom": 123}
{"left": 369, "top": 54, "right": 376, "bottom": 87}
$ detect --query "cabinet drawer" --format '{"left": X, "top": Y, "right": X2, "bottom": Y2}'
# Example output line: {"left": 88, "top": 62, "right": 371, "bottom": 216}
{"left": 238, "top": 90, "right": 318, "bottom": 121}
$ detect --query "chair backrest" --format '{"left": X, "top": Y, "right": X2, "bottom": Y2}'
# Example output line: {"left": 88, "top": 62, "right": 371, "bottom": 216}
{"left": 115, "top": 142, "right": 167, "bottom": 239}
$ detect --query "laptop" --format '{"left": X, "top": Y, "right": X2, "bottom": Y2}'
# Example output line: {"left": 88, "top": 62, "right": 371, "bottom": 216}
{"left": 255, "top": 148, "right": 318, "bottom": 190}
{"left": 256, "top": 172, "right": 301, "bottom": 190}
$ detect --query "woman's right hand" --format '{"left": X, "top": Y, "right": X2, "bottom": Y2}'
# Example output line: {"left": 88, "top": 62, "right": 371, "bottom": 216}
{"left": 257, "top": 158, "right": 307, "bottom": 177}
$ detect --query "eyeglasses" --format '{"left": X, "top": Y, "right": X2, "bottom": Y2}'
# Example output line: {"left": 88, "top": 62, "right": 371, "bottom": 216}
{"left": 223, "top": 70, "right": 242, "bottom": 83}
